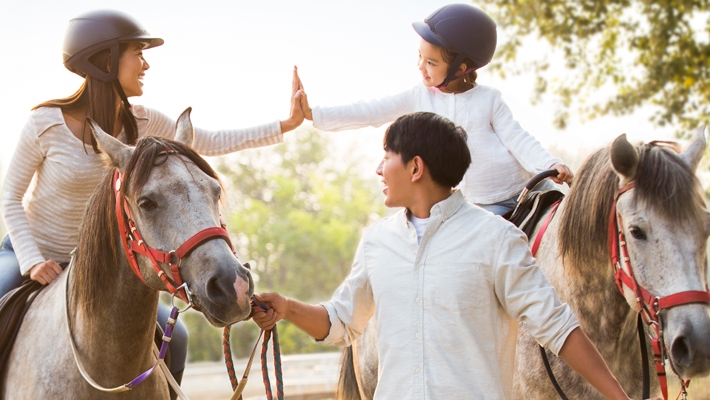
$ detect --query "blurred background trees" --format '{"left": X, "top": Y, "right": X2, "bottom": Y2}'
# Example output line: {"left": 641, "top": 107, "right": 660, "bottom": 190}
{"left": 180, "top": 128, "right": 386, "bottom": 361}
{"left": 481, "top": 0, "right": 710, "bottom": 133}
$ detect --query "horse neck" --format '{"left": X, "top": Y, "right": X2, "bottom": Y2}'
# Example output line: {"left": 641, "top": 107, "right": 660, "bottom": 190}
{"left": 547, "top": 202, "right": 648, "bottom": 391}
{"left": 68, "top": 254, "right": 160, "bottom": 382}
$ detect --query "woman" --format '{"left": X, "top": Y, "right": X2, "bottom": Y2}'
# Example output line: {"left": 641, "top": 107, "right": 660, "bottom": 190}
{"left": 0, "top": 9, "right": 304, "bottom": 391}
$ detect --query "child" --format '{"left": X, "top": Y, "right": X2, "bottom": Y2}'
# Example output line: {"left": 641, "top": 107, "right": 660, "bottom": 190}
{"left": 297, "top": 3, "right": 573, "bottom": 215}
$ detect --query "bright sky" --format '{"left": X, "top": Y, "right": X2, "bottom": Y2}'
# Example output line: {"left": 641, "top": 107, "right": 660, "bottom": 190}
{"left": 0, "top": 0, "right": 682, "bottom": 180}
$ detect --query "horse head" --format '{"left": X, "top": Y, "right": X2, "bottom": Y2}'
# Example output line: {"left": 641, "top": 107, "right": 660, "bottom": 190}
{"left": 610, "top": 126, "right": 710, "bottom": 379}
{"left": 87, "top": 108, "right": 254, "bottom": 327}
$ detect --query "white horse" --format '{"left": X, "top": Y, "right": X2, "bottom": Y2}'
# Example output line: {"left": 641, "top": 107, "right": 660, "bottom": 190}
{"left": 1, "top": 109, "right": 254, "bottom": 399}
{"left": 514, "top": 129, "right": 710, "bottom": 398}
{"left": 336, "top": 129, "right": 710, "bottom": 399}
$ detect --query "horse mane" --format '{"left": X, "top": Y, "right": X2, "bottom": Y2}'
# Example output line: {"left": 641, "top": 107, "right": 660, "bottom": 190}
{"left": 559, "top": 140, "right": 706, "bottom": 268}
{"left": 72, "top": 136, "right": 221, "bottom": 315}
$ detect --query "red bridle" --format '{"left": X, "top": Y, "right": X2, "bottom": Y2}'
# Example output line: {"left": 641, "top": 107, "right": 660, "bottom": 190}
{"left": 113, "top": 169, "right": 235, "bottom": 305}
{"left": 609, "top": 182, "right": 710, "bottom": 399}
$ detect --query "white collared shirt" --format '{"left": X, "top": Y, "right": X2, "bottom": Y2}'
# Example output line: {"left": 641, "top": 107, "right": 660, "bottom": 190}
{"left": 321, "top": 191, "right": 578, "bottom": 399}
{"left": 312, "top": 83, "right": 561, "bottom": 204}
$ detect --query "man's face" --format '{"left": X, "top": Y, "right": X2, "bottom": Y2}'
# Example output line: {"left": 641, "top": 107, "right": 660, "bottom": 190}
{"left": 376, "top": 150, "right": 412, "bottom": 208}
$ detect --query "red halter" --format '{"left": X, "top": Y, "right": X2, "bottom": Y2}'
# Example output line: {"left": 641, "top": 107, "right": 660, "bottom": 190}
{"left": 113, "top": 169, "right": 235, "bottom": 304}
{"left": 609, "top": 182, "right": 710, "bottom": 399}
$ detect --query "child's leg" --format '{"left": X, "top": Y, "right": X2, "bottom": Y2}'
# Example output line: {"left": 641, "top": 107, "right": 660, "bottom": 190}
{"left": 476, "top": 196, "right": 517, "bottom": 215}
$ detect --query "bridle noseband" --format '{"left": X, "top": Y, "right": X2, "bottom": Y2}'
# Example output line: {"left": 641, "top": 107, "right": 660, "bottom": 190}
{"left": 113, "top": 168, "right": 236, "bottom": 305}
{"left": 609, "top": 182, "right": 710, "bottom": 399}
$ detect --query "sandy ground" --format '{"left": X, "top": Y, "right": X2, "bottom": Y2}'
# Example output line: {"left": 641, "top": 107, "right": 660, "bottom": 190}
{"left": 181, "top": 352, "right": 340, "bottom": 400}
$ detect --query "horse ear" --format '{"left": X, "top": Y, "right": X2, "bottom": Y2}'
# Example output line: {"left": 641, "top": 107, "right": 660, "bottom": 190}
{"left": 87, "top": 118, "right": 134, "bottom": 171}
{"left": 610, "top": 133, "right": 638, "bottom": 186}
{"left": 679, "top": 125, "right": 706, "bottom": 173}
{"left": 174, "top": 107, "right": 194, "bottom": 148}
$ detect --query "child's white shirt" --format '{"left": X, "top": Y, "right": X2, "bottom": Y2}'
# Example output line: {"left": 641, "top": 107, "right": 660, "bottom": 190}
{"left": 312, "top": 83, "right": 561, "bottom": 204}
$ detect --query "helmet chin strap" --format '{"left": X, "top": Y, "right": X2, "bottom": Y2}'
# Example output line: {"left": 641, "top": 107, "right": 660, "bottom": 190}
{"left": 436, "top": 53, "right": 475, "bottom": 90}
{"left": 113, "top": 80, "right": 132, "bottom": 109}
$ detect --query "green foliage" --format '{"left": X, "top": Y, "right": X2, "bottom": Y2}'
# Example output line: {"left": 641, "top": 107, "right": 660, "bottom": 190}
{"left": 482, "top": 0, "right": 710, "bottom": 133}
{"left": 182, "top": 128, "right": 385, "bottom": 360}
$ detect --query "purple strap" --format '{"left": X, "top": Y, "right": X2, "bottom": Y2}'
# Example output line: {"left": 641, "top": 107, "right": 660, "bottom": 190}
{"left": 126, "top": 306, "right": 179, "bottom": 388}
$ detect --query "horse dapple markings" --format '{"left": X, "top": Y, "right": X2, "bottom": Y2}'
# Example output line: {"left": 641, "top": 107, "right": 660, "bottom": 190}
{"left": 1, "top": 108, "right": 254, "bottom": 399}
{"left": 337, "top": 127, "right": 710, "bottom": 400}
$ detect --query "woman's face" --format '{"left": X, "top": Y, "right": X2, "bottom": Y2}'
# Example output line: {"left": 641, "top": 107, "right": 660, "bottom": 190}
{"left": 118, "top": 42, "right": 150, "bottom": 97}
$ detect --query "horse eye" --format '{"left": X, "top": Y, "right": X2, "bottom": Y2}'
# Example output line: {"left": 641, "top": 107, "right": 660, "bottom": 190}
{"left": 138, "top": 198, "right": 157, "bottom": 211}
{"left": 628, "top": 226, "right": 646, "bottom": 240}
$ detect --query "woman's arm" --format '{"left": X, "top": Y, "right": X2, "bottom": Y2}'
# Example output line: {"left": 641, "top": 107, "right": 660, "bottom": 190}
{"left": 1, "top": 116, "right": 49, "bottom": 275}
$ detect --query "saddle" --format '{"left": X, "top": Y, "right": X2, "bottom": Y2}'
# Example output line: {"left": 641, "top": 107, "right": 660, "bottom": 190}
{"left": 0, "top": 279, "right": 44, "bottom": 373}
{"left": 0, "top": 279, "right": 171, "bottom": 380}
{"left": 504, "top": 189, "right": 565, "bottom": 238}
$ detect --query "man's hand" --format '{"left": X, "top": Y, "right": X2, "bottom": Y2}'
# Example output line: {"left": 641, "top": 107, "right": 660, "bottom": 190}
{"left": 252, "top": 292, "right": 289, "bottom": 331}
{"left": 29, "top": 260, "right": 62, "bottom": 285}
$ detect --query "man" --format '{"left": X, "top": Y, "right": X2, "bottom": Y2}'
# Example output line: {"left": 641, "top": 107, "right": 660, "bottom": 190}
{"left": 253, "top": 112, "right": 637, "bottom": 399}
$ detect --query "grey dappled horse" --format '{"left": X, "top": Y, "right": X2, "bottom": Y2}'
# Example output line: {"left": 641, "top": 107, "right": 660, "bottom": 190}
{"left": 0, "top": 109, "right": 254, "bottom": 399}
{"left": 337, "top": 128, "right": 710, "bottom": 399}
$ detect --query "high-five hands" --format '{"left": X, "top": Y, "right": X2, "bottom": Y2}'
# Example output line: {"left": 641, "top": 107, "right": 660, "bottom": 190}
{"left": 279, "top": 66, "right": 306, "bottom": 133}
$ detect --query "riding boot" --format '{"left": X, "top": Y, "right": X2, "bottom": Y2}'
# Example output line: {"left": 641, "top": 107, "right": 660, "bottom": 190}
{"left": 168, "top": 369, "right": 184, "bottom": 400}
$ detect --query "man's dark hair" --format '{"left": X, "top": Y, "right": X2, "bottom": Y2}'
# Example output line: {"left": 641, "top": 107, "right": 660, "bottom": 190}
{"left": 383, "top": 112, "right": 471, "bottom": 188}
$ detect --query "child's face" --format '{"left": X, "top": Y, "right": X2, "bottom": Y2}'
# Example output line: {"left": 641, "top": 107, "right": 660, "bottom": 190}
{"left": 417, "top": 39, "right": 449, "bottom": 88}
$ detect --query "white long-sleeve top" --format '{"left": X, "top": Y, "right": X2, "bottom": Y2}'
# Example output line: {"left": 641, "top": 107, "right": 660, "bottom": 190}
{"left": 312, "top": 83, "right": 561, "bottom": 204}
{"left": 1, "top": 105, "right": 282, "bottom": 275}
{"left": 321, "top": 190, "right": 578, "bottom": 400}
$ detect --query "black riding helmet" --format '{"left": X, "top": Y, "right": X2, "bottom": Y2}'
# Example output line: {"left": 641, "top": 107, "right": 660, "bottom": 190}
{"left": 63, "top": 10, "right": 163, "bottom": 83}
{"left": 412, "top": 4, "right": 497, "bottom": 88}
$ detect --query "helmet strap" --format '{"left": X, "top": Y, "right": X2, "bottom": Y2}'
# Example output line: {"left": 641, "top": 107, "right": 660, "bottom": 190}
{"left": 113, "top": 80, "right": 132, "bottom": 109}
{"left": 436, "top": 53, "right": 473, "bottom": 90}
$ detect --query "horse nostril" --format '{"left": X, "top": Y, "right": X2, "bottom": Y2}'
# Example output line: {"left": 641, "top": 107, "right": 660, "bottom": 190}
{"left": 206, "top": 275, "right": 230, "bottom": 303}
{"left": 671, "top": 335, "right": 692, "bottom": 369}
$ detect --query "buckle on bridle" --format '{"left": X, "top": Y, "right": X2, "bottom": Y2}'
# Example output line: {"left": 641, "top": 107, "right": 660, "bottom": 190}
{"left": 171, "top": 283, "right": 193, "bottom": 313}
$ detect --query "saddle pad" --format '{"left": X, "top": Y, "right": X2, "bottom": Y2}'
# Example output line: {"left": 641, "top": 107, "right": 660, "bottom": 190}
{"left": 504, "top": 189, "right": 566, "bottom": 238}
{"left": 0, "top": 279, "right": 44, "bottom": 373}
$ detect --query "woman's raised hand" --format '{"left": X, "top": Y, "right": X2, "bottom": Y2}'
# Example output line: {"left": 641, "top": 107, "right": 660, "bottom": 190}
{"left": 279, "top": 66, "right": 305, "bottom": 134}
{"left": 294, "top": 66, "right": 313, "bottom": 121}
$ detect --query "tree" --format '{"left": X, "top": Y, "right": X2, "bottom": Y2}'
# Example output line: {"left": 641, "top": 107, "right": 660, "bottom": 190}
{"left": 182, "top": 128, "right": 386, "bottom": 360}
{"left": 482, "top": 0, "right": 710, "bottom": 132}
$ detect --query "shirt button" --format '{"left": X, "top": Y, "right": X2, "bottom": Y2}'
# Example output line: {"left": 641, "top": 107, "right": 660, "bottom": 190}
{"left": 415, "top": 332, "right": 420, "bottom": 338}
{"left": 415, "top": 368, "right": 421, "bottom": 374}
{"left": 416, "top": 262, "right": 421, "bottom": 268}
{"left": 415, "top": 297, "right": 420, "bottom": 303}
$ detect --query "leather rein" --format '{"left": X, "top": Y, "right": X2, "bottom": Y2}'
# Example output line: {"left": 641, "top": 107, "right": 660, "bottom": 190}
{"left": 534, "top": 182, "right": 710, "bottom": 400}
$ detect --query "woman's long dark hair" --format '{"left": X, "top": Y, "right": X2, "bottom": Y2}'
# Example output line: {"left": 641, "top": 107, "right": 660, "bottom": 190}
{"left": 33, "top": 43, "right": 138, "bottom": 152}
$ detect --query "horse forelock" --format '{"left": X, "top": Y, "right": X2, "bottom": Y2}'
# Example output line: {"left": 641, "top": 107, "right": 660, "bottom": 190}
{"left": 72, "top": 136, "right": 222, "bottom": 315}
{"left": 634, "top": 142, "right": 706, "bottom": 224}
{"left": 122, "top": 136, "right": 221, "bottom": 200}
{"left": 559, "top": 141, "right": 706, "bottom": 270}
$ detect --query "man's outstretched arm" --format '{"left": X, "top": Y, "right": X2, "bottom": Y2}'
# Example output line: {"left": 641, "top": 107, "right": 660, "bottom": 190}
{"left": 251, "top": 292, "right": 331, "bottom": 341}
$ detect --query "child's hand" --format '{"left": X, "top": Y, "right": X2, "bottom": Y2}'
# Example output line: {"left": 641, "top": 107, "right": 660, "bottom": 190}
{"left": 294, "top": 66, "right": 313, "bottom": 121}
{"left": 550, "top": 163, "right": 573, "bottom": 184}
{"left": 251, "top": 292, "right": 288, "bottom": 330}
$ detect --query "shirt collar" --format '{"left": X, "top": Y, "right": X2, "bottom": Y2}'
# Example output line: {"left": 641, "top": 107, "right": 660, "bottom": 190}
{"left": 401, "top": 189, "right": 466, "bottom": 224}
